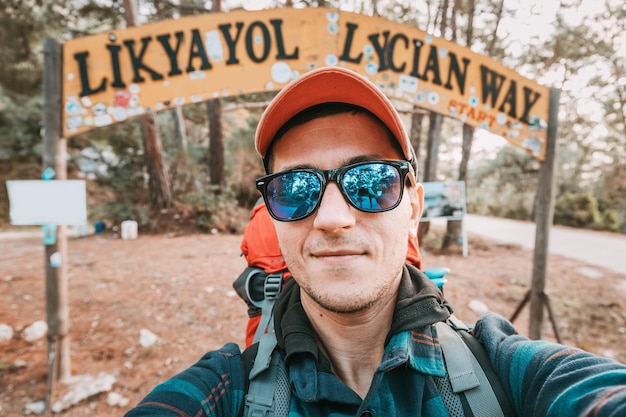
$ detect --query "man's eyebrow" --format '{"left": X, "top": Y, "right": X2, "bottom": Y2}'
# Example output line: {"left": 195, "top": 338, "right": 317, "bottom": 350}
{"left": 278, "top": 154, "right": 386, "bottom": 172}
{"left": 278, "top": 163, "right": 313, "bottom": 171}
{"left": 348, "top": 154, "right": 385, "bottom": 164}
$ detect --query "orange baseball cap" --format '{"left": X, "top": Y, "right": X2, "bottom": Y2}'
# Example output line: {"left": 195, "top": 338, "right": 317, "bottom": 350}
{"left": 255, "top": 66, "right": 415, "bottom": 170}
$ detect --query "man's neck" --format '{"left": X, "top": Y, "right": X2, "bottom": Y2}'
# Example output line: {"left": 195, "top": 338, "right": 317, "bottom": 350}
{"left": 300, "top": 291, "right": 397, "bottom": 398}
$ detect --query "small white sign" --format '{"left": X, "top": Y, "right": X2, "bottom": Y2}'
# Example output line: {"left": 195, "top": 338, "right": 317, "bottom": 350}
{"left": 6, "top": 180, "right": 87, "bottom": 225}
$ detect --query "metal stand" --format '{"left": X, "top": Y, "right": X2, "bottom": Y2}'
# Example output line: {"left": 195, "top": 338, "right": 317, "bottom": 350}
{"left": 510, "top": 290, "right": 562, "bottom": 343}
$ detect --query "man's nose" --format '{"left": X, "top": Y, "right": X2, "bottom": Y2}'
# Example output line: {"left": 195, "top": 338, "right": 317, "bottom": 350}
{"left": 312, "top": 182, "right": 356, "bottom": 230}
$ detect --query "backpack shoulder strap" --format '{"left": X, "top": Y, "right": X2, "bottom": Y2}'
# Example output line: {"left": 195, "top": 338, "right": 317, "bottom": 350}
{"left": 436, "top": 317, "right": 516, "bottom": 417}
{"left": 243, "top": 348, "right": 289, "bottom": 417}
{"left": 252, "top": 273, "right": 283, "bottom": 345}
{"left": 241, "top": 287, "right": 290, "bottom": 417}
{"left": 453, "top": 322, "right": 516, "bottom": 417}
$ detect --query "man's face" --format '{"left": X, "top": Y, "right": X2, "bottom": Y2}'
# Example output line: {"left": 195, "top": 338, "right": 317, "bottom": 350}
{"left": 271, "top": 111, "right": 422, "bottom": 314}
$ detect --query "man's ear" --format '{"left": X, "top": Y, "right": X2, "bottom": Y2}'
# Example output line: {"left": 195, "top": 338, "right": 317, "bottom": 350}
{"left": 408, "top": 182, "right": 423, "bottom": 238}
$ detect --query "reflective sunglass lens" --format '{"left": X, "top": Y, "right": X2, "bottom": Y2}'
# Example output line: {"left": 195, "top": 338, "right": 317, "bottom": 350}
{"left": 266, "top": 171, "right": 322, "bottom": 220}
{"left": 343, "top": 163, "right": 401, "bottom": 211}
{"left": 260, "top": 161, "right": 407, "bottom": 221}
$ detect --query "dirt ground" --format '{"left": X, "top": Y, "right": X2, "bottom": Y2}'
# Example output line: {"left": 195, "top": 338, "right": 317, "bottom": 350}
{"left": 1, "top": 224, "right": 625, "bottom": 416}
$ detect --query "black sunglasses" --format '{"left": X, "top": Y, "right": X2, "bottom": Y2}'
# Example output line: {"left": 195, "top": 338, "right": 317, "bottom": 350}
{"left": 256, "top": 160, "right": 413, "bottom": 222}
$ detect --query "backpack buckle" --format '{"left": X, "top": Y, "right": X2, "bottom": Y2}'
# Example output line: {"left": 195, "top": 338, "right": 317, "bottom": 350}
{"left": 243, "top": 402, "right": 274, "bottom": 417}
{"left": 264, "top": 273, "right": 283, "bottom": 300}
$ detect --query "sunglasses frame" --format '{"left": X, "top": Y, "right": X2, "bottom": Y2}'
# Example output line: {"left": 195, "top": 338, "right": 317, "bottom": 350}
{"left": 256, "top": 160, "right": 413, "bottom": 222}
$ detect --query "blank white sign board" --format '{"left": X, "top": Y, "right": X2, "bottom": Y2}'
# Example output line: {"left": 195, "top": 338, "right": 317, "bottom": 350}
{"left": 6, "top": 180, "right": 87, "bottom": 225}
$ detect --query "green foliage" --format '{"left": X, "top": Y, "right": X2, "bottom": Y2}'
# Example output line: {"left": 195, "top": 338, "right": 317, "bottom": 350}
{"left": 0, "top": 0, "right": 46, "bottom": 95}
{"left": 91, "top": 202, "right": 149, "bottom": 228}
{"left": 467, "top": 146, "right": 539, "bottom": 220}
{"left": 225, "top": 113, "right": 265, "bottom": 208}
{"left": 0, "top": 0, "right": 123, "bottom": 96}
{"left": 94, "top": 124, "right": 145, "bottom": 192}
{"left": 599, "top": 209, "right": 622, "bottom": 233}
{"left": 182, "top": 186, "right": 242, "bottom": 232}
{"left": 0, "top": 92, "right": 43, "bottom": 162}
{"left": 554, "top": 192, "right": 605, "bottom": 229}
{"left": 79, "top": 122, "right": 149, "bottom": 226}
{"left": 595, "top": 166, "right": 626, "bottom": 232}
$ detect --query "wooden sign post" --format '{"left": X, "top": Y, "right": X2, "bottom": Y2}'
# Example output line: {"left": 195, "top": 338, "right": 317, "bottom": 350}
{"left": 43, "top": 36, "right": 70, "bottom": 411}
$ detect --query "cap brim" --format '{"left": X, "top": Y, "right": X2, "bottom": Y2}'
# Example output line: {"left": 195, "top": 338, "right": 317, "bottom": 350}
{"left": 255, "top": 66, "right": 413, "bottom": 164}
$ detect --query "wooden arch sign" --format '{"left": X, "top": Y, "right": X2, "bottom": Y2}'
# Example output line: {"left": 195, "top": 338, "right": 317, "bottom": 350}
{"left": 61, "top": 7, "right": 550, "bottom": 161}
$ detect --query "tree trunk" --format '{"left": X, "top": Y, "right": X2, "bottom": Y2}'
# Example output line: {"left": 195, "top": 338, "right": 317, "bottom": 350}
{"left": 418, "top": 112, "right": 443, "bottom": 242}
{"left": 141, "top": 110, "right": 173, "bottom": 208}
{"left": 206, "top": 99, "right": 225, "bottom": 186}
{"left": 410, "top": 108, "right": 424, "bottom": 165}
{"left": 458, "top": 124, "right": 474, "bottom": 181}
{"left": 409, "top": 108, "right": 427, "bottom": 247}
{"left": 123, "top": 0, "right": 172, "bottom": 210}
{"left": 169, "top": 106, "right": 189, "bottom": 193}
{"left": 371, "top": 0, "right": 379, "bottom": 16}
{"left": 173, "top": 106, "right": 188, "bottom": 166}
{"left": 206, "top": 0, "right": 225, "bottom": 188}
{"left": 486, "top": 0, "right": 505, "bottom": 56}
{"left": 423, "top": 112, "right": 442, "bottom": 182}
{"left": 442, "top": 123, "right": 474, "bottom": 250}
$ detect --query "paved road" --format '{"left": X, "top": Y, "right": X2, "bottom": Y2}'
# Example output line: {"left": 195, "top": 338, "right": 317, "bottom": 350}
{"left": 455, "top": 214, "right": 626, "bottom": 275}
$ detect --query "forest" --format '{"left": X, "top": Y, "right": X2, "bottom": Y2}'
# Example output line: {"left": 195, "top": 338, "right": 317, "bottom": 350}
{"left": 1, "top": 0, "right": 624, "bottom": 238}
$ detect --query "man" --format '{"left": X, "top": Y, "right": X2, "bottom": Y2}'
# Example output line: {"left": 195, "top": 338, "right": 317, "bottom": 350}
{"left": 126, "top": 67, "right": 626, "bottom": 416}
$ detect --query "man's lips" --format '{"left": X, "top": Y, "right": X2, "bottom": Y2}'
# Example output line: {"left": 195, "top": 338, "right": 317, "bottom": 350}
{"left": 310, "top": 249, "right": 364, "bottom": 258}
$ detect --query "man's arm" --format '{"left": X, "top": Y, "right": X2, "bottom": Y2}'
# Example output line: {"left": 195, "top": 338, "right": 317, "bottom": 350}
{"left": 474, "top": 312, "right": 626, "bottom": 417}
{"left": 124, "top": 343, "right": 246, "bottom": 417}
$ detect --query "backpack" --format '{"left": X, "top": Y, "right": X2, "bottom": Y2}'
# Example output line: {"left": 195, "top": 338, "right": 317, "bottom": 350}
{"left": 239, "top": 274, "right": 516, "bottom": 417}
{"left": 236, "top": 200, "right": 291, "bottom": 347}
